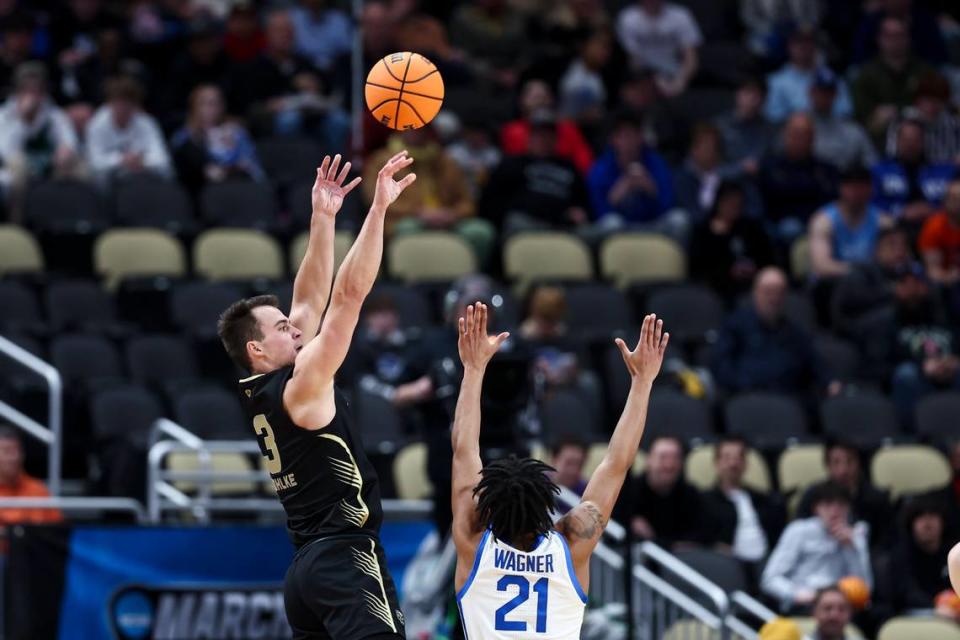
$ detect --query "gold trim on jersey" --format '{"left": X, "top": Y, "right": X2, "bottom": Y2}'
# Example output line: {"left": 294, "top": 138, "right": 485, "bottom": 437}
{"left": 318, "top": 433, "right": 369, "bottom": 527}
{"left": 350, "top": 539, "right": 398, "bottom": 633}
{"left": 238, "top": 373, "right": 266, "bottom": 383}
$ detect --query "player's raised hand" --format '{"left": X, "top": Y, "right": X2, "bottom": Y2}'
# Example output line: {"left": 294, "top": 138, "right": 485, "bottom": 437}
{"left": 372, "top": 150, "right": 416, "bottom": 210}
{"left": 458, "top": 302, "right": 509, "bottom": 373}
{"left": 614, "top": 314, "right": 669, "bottom": 385}
{"left": 312, "top": 154, "right": 362, "bottom": 217}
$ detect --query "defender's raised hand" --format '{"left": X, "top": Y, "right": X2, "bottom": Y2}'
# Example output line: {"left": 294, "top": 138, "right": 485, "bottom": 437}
{"left": 312, "top": 154, "right": 362, "bottom": 217}
{"left": 614, "top": 314, "right": 669, "bottom": 384}
{"left": 372, "top": 150, "right": 416, "bottom": 210}
{"left": 458, "top": 303, "right": 509, "bottom": 373}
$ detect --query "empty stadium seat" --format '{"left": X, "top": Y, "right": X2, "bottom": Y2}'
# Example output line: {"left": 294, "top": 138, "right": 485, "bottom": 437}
{"left": 600, "top": 233, "right": 686, "bottom": 288}
{"left": 256, "top": 137, "right": 324, "bottom": 187}
{"left": 0, "top": 225, "right": 43, "bottom": 275}
{"left": 199, "top": 181, "right": 278, "bottom": 229}
{"left": 50, "top": 334, "right": 124, "bottom": 386}
{"left": 388, "top": 232, "right": 476, "bottom": 282}
{"left": 125, "top": 334, "right": 201, "bottom": 392}
{"left": 393, "top": 443, "right": 432, "bottom": 499}
{"left": 821, "top": 392, "right": 901, "bottom": 448}
{"left": 644, "top": 389, "right": 714, "bottom": 447}
{"left": 564, "top": 283, "right": 633, "bottom": 338}
{"left": 365, "top": 283, "right": 433, "bottom": 328}
{"left": 646, "top": 285, "right": 724, "bottom": 345}
{"left": 170, "top": 281, "right": 246, "bottom": 338}
{"left": 173, "top": 387, "right": 248, "bottom": 440}
{"left": 94, "top": 229, "right": 187, "bottom": 288}
{"left": 114, "top": 177, "right": 195, "bottom": 232}
{"left": 871, "top": 445, "right": 951, "bottom": 500}
{"left": 814, "top": 334, "right": 861, "bottom": 381}
{"left": 684, "top": 444, "right": 771, "bottom": 493}
{"left": 673, "top": 549, "right": 748, "bottom": 594}
{"left": 793, "top": 617, "right": 864, "bottom": 639}
{"left": 353, "top": 388, "right": 406, "bottom": 455}
{"left": 724, "top": 393, "right": 809, "bottom": 449}
{"left": 90, "top": 384, "right": 164, "bottom": 447}
{"left": 167, "top": 452, "right": 256, "bottom": 495}
{"left": 582, "top": 443, "right": 607, "bottom": 478}
{"left": 877, "top": 617, "right": 960, "bottom": 640}
{"left": 778, "top": 445, "right": 826, "bottom": 495}
{"left": 915, "top": 392, "right": 960, "bottom": 441}
{"left": 540, "top": 389, "right": 602, "bottom": 439}
{"left": 45, "top": 280, "right": 119, "bottom": 334}
{"left": 790, "top": 236, "right": 809, "bottom": 281}
{"left": 0, "top": 280, "right": 43, "bottom": 334}
{"left": 290, "top": 230, "right": 353, "bottom": 276}
{"left": 503, "top": 232, "right": 593, "bottom": 291}
{"left": 662, "top": 620, "right": 721, "bottom": 640}
{"left": 194, "top": 229, "right": 284, "bottom": 281}
{"left": 25, "top": 179, "right": 109, "bottom": 232}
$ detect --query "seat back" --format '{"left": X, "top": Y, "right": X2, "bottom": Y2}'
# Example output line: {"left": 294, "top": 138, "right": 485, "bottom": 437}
{"left": 174, "top": 387, "right": 247, "bottom": 440}
{"left": 725, "top": 392, "right": 809, "bottom": 447}
{"left": 25, "top": 179, "right": 109, "bottom": 231}
{"left": 685, "top": 444, "right": 771, "bottom": 493}
{"left": 45, "top": 280, "right": 116, "bottom": 332}
{"left": 821, "top": 393, "right": 901, "bottom": 448}
{"left": 388, "top": 232, "right": 476, "bottom": 282}
{"left": 877, "top": 617, "right": 960, "bottom": 640}
{"left": 199, "top": 182, "right": 277, "bottom": 228}
{"left": 290, "top": 230, "right": 353, "bottom": 276}
{"left": 194, "top": 229, "right": 284, "bottom": 281}
{"left": 115, "top": 178, "right": 194, "bottom": 230}
{"left": 91, "top": 385, "right": 163, "bottom": 446}
{"left": 646, "top": 285, "right": 724, "bottom": 343}
{"left": 540, "top": 390, "right": 602, "bottom": 439}
{"left": 0, "top": 225, "right": 43, "bottom": 275}
{"left": 94, "top": 229, "right": 187, "bottom": 288}
{"left": 778, "top": 445, "right": 827, "bottom": 495}
{"left": 51, "top": 334, "right": 124, "bottom": 384}
{"left": 600, "top": 233, "right": 686, "bottom": 288}
{"left": 915, "top": 392, "right": 960, "bottom": 441}
{"left": 126, "top": 335, "right": 200, "bottom": 385}
{"left": 871, "top": 445, "right": 951, "bottom": 500}
{"left": 393, "top": 443, "right": 432, "bottom": 499}
{"left": 644, "top": 390, "right": 714, "bottom": 447}
{"left": 503, "top": 232, "right": 593, "bottom": 291}
{"left": 790, "top": 236, "right": 810, "bottom": 280}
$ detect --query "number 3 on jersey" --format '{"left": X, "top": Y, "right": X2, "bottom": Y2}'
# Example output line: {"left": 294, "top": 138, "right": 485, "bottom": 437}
{"left": 253, "top": 414, "right": 282, "bottom": 474}
{"left": 495, "top": 575, "right": 548, "bottom": 633}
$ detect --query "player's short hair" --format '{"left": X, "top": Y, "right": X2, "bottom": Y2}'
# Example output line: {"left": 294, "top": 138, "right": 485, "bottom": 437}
{"left": 808, "top": 481, "right": 852, "bottom": 509}
{"left": 551, "top": 435, "right": 587, "bottom": 459}
{"left": 474, "top": 456, "right": 560, "bottom": 547}
{"left": 217, "top": 295, "right": 281, "bottom": 372}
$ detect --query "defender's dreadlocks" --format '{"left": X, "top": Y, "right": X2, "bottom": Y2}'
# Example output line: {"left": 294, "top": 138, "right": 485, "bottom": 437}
{"left": 474, "top": 455, "right": 560, "bottom": 548}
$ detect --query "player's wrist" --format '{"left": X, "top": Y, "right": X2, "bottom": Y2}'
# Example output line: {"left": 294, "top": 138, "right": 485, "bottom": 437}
{"left": 628, "top": 377, "right": 653, "bottom": 393}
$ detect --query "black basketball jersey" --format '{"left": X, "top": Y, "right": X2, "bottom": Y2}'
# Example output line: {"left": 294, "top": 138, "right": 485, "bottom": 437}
{"left": 238, "top": 366, "right": 383, "bottom": 548}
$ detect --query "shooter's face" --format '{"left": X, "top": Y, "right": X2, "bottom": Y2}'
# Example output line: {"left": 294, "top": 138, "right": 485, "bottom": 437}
{"left": 250, "top": 306, "right": 304, "bottom": 370}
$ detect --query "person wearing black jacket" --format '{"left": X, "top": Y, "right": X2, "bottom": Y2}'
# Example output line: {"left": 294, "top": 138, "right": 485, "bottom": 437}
{"left": 700, "top": 436, "right": 785, "bottom": 592}
{"left": 631, "top": 436, "right": 702, "bottom": 549}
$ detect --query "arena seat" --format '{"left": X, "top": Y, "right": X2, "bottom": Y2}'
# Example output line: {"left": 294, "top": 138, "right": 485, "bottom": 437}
{"left": 724, "top": 392, "right": 809, "bottom": 450}
{"left": 684, "top": 444, "right": 772, "bottom": 493}
{"left": 393, "top": 443, "right": 432, "bottom": 500}
{"left": 600, "top": 233, "right": 686, "bottom": 288}
{"left": 50, "top": 334, "right": 125, "bottom": 386}
{"left": 0, "top": 225, "right": 44, "bottom": 275}
{"left": 662, "top": 620, "right": 721, "bottom": 640}
{"left": 45, "top": 280, "right": 119, "bottom": 334}
{"left": 91, "top": 384, "right": 164, "bottom": 448}
{"left": 0, "top": 280, "right": 44, "bottom": 334}
{"left": 388, "top": 232, "right": 476, "bottom": 282}
{"left": 200, "top": 181, "right": 278, "bottom": 229}
{"left": 646, "top": 284, "right": 724, "bottom": 345}
{"left": 352, "top": 387, "right": 406, "bottom": 455}
{"left": 871, "top": 445, "right": 951, "bottom": 500}
{"left": 94, "top": 229, "right": 187, "bottom": 288}
{"left": 915, "top": 392, "right": 960, "bottom": 441}
{"left": 256, "top": 137, "right": 324, "bottom": 188}
{"left": 503, "top": 232, "right": 593, "bottom": 291}
{"left": 738, "top": 290, "right": 817, "bottom": 333}
{"left": 778, "top": 445, "right": 826, "bottom": 495}
{"left": 673, "top": 549, "right": 748, "bottom": 594}
{"left": 194, "top": 229, "right": 284, "bottom": 281}
{"left": 583, "top": 443, "right": 607, "bottom": 478}
{"left": 169, "top": 281, "right": 246, "bottom": 338}
{"left": 564, "top": 283, "right": 634, "bottom": 338}
{"left": 173, "top": 387, "right": 248, "bottom": 440}
{"left": 364, "top": 283, "right": 433, "bottom": 328}
{"left": 25, "top": 179, "right": 110, "bottom": 232}
{"left": 790, "top": 235, "right": 810, "bottom": 280}
{"left": 290, "top": 230, "right": 353, "bottom": 276}
{"left": 126, "top": 335, "right": 202, "bottom": 393}
{"left": 792, "top": 617, "right": 863, "bottom": 639}
{"left": 167, "top": 452, "right": 256, "bottom": 495}
{"left": 877, "top": 617, "right": 960, "bottom": 640}
{"left": 821, "top": 392, "right": 901, "bottom": 448}
{"left": 540, "top": 389, "right": 602, "bottom": 439}
{"left": 644, "top": 389, "right": 714, "bottom": 448}
{"left": 114, "top": 177, "right": 195, "bottom": 233}
{"left": 813, "top": 334, "right": 861, "bottom": 382}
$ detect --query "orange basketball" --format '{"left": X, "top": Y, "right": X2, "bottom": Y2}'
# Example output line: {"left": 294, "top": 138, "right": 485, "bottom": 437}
{"left": 935, "top": 589, "right": 960, "bottom": 613}
{"left": 838, "top": 576, "right": 870, "bottom": 609}
{"left": 365, "top": 51, "right": 445, "bottom": 130}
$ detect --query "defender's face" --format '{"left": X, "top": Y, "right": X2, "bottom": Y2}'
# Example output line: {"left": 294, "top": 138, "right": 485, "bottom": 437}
{"left": 250, "top": 306, "right": 304, "bottom": 370}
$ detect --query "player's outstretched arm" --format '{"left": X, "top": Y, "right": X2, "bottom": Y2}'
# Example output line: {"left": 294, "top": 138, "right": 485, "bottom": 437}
{"left": 283, "top": 151, "right": 416, "bottom": 428}
{"left": 288, "top": 154, "right": 362, "bottom": 341}
{"left": 451, "top": 304, "right": 509, "bottom": 557}
{"left": 950, "top": 542, "right": 960, "bottom": 596}
{"left": 558, "top": 314, "right": 668, "bottom": 563}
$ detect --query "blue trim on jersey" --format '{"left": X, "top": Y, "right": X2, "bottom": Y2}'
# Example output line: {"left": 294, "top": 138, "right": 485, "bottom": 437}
{"left": 557, "top": 534, "right": 588, "bottom": 604}
{"left": 457, "top": 528, "right": 491, "bottom": 601}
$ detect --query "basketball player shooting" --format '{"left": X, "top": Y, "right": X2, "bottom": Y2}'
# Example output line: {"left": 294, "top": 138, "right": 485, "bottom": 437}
{"left": 451, "top": 304, "right": 669, "bottom": 638}
{"left": 217, "top": 151, "right": 416, "bottom": 640}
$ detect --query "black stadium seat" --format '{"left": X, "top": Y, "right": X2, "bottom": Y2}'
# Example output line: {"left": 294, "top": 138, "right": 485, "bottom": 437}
{"left": 915, "top": 392, "right": 960, "bottom": 441}
{"left": 45, "top": 280, "right": 120, "bottom": 334}
{"left": 125, "top": 334, "right": 201, "bottom": 394}
{"left": 24, "top": 179, "right": 109, "bottom": 232}
{"left": 199, "top": 181, "right": 278, "bottom": 229}
{"left": 50, "top": 334, "right": 125, "bottom": 386}
{"left": 814, "top": 334, "right": 861, "bottom": 382}
{"left": 724, "top": 392, "right": 809, "bottom": 449}
{"left": 365, "top": 283, "right": 433, "bottom": 329}
{"left": 821, "top": 392, "right": 901, "bottom": 449}
{"left": 673, "top": 549, "right": 748, "bottom": 594}
{"left": 91, "top": 384, "right": 164, "bottom": 448}
{"left": 644, "top": 389, "right": 714, "bottom": 447}
{"left": 256, "top": 137, "right": 324, "bottom": 188}
{"left": 647, "top": 284, "right": 724, "bottom": 346}
{"left": 352, "top": 387, "right": 406, "bottom": 455}
{"left": 115, "top": 176, "right": 195, "bottom": 233}
{"left": 0, "top": 280, "right": 44, "bottom": 335}
{"left": 540, "top": 389, "right": 602, "bottom": 439}
{"left": 174, "top": 387, "right": 247, "bottom": 439}
{"left": 170, "top": 282, "right": 246, "bottom": 338}
{"left": 564, "top": 283, "right": 634, "bottom": 339}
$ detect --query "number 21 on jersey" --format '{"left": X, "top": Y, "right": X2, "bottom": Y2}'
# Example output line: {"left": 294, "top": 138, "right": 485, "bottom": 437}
{"left": 253, "top": 414, "right": 282, "bottom": 474}
{"left": 495, "top": 575, "right": 548, "bottom": 633}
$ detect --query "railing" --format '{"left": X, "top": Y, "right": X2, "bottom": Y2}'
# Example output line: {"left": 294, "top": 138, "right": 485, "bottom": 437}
{"left": 0, "top": 496, "right": 146, "bottom": 522}
{"left": 0, "top": 335, "right": 62, "bottom": 496}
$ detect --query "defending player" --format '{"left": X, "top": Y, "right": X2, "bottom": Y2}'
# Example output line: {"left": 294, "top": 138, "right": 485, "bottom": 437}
{"left": 217, "top": 151, "right": 416, "bottom": 640}
{"left": 451, "top": 304, "right": 668, "bottom": 638}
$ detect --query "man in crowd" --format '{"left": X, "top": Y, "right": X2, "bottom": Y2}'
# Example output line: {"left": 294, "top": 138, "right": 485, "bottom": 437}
{"left": 616, "top": 0, "right": 701, "bottom": 97}
{"left": 0, "top": 427, "right": 62, "bottom": 529}
{"left": 809, "top": 69, "right": 877, "bottom": 172}
{"left": 918, "top": 178, "right": 960, "bottom": 294}
{"left": 809, "top": 586, "right": 856, "bottom": 640}
{"left": 765, "top": 28, "right": 853, "bottom": 123}
{"left": 631, "top": 435, "right": 701, "bottom": 548}
{"left": 715, "top": 77, "right": 776, "bottom": 178}
{"left": 549, "top": 435, "right": 588, "bottom": 515}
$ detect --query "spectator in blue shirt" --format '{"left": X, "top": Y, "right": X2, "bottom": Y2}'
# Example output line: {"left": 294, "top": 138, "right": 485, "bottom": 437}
{"left": 764, "top": 28, "right": 853, "bottom": 123}
{"left": 587, "top": 111, "right": 685, "bottom": 241}
{"left": 290, "top": 0, "right": 353, "bottom": 72}
{"left": 872, "top": 118, "right": 956, "bottom": 225}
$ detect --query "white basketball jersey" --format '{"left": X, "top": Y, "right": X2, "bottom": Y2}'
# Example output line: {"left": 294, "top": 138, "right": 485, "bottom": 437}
{"left": 457, "top": 529, "right": 587, "bottom": 639}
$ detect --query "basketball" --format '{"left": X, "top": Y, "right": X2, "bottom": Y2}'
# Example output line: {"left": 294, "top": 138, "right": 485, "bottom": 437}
{"left": 935, "top": 589, "right": 960, "bottom": 613}
{"left": 365, "top": 51, "right": 445, "bottom": 130}
{"left": 837, "top": 576, "right": 870, "bottom": 610}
